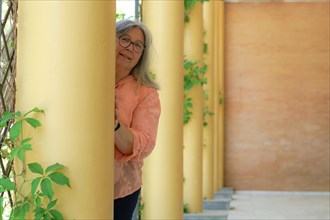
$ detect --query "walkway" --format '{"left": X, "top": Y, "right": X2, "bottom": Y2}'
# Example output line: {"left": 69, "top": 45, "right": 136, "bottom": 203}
{"left": 228, "top": 191, "right": 330, "bottom": 220}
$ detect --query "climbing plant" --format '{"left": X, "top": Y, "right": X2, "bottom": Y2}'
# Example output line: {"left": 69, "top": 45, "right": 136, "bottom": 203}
{"left": 1, "top": 1, "right": 71, "bottom": 218}
{"left": 183, "top": 0, "right": 211, "bottom": 125}
{"left": 0, "top": 108, "right": 71, "bottom": 219}
{"left": 203, "top": 89, "right": 214, "bottom": 127}
{"left": 201, "top": 33, "right": 214, "bottom": 127}
{"left": 0, "top": 0, "right": 18, "bottom": 216}
{"left": 116, "top": 12, "right": 125, "bottom": 21}
{"left": 183, "top": 58, "right": 207, "bottom": 125}
{"left": 184, "top": 0, "right": 209, "bottom": 23}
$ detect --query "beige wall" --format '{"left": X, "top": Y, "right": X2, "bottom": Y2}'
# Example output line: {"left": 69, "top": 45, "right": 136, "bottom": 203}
{"left": 224, "top": 2, "right": 329, "bottom": 191}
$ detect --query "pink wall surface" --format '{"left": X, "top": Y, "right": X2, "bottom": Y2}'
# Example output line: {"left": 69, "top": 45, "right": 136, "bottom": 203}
{"left": 224, "top": 2, "right": 329, "bottom": 191}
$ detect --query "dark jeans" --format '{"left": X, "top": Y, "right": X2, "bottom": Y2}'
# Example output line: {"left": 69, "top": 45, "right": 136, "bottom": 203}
{"left": 114, "top": 188, "right": 141, "bottom": 220}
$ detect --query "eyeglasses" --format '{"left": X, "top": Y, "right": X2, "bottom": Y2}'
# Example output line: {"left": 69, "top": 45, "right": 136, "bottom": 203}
{"left": 118, "top": 35, "right": 145, "bottom": 53}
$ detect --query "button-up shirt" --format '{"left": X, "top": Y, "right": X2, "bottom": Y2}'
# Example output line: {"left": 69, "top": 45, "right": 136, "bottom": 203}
{"left": 114, "top": 75, "right": 161, "bottom": 199}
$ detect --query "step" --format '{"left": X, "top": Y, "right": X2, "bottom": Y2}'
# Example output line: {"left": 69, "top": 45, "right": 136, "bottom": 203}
{"left": 184, "top": 210, "right": 228, "bottom": 220}
{"left": 214, "top": 191, "right": 233, "bottom": 199}
{"left": 203, "top": 198, "right": 231, "bottom": 210}
{"left": 220, "top": 187, "right": 234, "bottom": 193}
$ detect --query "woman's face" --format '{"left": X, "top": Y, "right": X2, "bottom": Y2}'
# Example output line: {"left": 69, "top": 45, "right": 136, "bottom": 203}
{"left": 116, "top": 27, "right": 144, "bottom": 73}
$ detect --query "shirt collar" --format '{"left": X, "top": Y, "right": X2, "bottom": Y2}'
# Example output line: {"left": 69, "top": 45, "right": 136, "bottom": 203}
{"left": 115, "top": 74, "right": 135, "bottom": 88}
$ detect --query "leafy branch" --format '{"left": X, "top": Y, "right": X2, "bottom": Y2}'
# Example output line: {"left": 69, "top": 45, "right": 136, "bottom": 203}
{"left": 183, "top": 59, "right": 207, "bottom": 125}
{"left": 184, "top": 0, "right": 209, "bottom": 23}
{"left": 0, "top": 108, "right": 70, "bottom": 220}
{"left": 203, "top": 90, "right": 214, "bottom": 127}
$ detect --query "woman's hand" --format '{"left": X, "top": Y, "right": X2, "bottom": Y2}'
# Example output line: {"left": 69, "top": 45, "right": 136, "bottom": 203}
{"left": 114, "top": 96, "right": 120, "bottom": 126}
{"left": 114, "top": 96, "right": 133, "bottom": 155}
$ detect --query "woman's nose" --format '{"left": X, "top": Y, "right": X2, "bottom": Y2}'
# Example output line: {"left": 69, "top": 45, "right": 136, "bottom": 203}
{"left": 126, "top": 42, "right": 134, "bottom": 51}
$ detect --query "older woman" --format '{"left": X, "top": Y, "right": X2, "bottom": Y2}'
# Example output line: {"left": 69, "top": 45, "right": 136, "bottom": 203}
{"left": 114, "top": 19, "right": 161, "bottom": 220}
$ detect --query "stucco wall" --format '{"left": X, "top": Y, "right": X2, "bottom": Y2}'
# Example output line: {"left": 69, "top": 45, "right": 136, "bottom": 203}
{"left": 224, "top": 2, "right": 329, "bottom": 191}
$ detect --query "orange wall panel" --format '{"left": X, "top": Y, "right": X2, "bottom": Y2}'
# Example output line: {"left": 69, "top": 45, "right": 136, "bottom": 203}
{"left": 224, "top": 2, "right": 329, "bottom": 191}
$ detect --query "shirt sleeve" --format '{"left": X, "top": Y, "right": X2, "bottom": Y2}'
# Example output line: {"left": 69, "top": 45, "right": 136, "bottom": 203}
{"left": 115, "top": 89, "right": 161, "bottom": 162}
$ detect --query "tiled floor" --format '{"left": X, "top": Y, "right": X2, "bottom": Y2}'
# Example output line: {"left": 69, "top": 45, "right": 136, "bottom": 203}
{"left": 228, "top": 191, "right": 330, "bottom": 220}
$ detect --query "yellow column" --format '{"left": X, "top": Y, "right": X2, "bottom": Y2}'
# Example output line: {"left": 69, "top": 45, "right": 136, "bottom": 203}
{"left": 142, "top": 1, "right": 184, "bottom": 219}
{"left": 202, "top": 0, "right": 215, "bottom": 200}
{"left": 184, "top": 2, "right": 204, "bottom": 213}
{"left": 217, "top": 0, "right": 225, "bottom": 189}
{"left": 16, "top": 1, "right": 115, "bottom": 219}
{"left": 213, "top": 0, "right": 220, "bottom": 193}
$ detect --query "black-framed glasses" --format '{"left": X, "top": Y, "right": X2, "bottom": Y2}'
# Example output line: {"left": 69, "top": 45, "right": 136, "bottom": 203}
{"left": 118, "top": 35, "right": 145, "bottom": 53}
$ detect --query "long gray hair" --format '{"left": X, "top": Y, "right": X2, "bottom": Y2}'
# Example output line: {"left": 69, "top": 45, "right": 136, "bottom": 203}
{"left": 116, "top": 19, "right": 159, "bottom": 90}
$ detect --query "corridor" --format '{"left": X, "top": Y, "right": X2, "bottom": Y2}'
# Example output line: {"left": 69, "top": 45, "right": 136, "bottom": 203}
{"left": 228, "top": 191, "right": 330, "bottom": 220}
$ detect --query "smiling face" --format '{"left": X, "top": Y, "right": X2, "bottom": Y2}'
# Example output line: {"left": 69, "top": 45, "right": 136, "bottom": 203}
{"left": 116, "top": 27, "right": 145, "bottom": 80}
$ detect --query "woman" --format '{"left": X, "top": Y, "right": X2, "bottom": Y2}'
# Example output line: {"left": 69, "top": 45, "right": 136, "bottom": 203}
{"left": 114, "top": 19, "right": 161, "bottom": 220}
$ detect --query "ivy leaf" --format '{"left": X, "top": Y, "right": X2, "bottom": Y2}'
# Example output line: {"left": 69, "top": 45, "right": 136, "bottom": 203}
{"left": 35, "top": 196, "right": 41, "bottom": 207}
{"left": 24, "top": 107, "right": 45, "bottom": 117}
{"left": 10, "top": 147, "right": 19, "bottom": 161}
{"left": 25, "top": 118, "right": 42, "bottom": 128}
{"left": 21, "top": 143, "right": 32, "bottom": 151}
{"left": 49, "top": 209, "right": 63, "bottom": 220}
{"left": 0, "top": 112, "right": 15, "bottom": 127}
{"left": 34, "top": 207, "right": 46, "bottom": 220}
{"left": 219, "top": 97, "right": 223, "bottom": 105}
{"left": 44, "top": 212, "right": 52, "bottom": 220}
{"left": 15, "top": 111, "right": 22, "bottom": 117}
{"left": 200, "top": 65, "right": 207, "bottom": 74}
{"left": 41, "top": 178, "right": 54, "bottom": 200}
{"left": 10, "top": 121, "right": 22, "bottom": 139}
{"left": 17, "top": 148, "right": 25, "bottom": 162}
{"left": 28, "top": 163, "right": 44, "bottom": 175}
{"left": 12, "top": 202, "right": 30, "bottom": 219}
{"left": 184, "top": 0, "right": 197, "bottom": 10}
{"left": 31, "top": 177, "right": 42, "bottom": 195}
{"left": 21, "top": 202, "right": 31, "bottom": 215}
{"left": 203, "top": 42, "right": 208, "bottom": 54}
{"left": 47, "top": 199, "right": 57, "bottom": 210}
{"left": 0, "top": 177, "right": 16, "bottom": 191}
{"left": 21, "top": 137, "right": 32, "bottom": 145}
{"left": 184, "top": 60, "right": 192, "bottom": 69}
{"left": 48, "top": 172, "right": 71, "bottom": 188}
{"left": 45, "top": 163, "right": 65, "bottom": 174}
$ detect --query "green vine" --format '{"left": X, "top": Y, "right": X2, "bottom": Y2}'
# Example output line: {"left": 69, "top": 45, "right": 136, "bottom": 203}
{"left": 183, "top": 59, "right": 207, "bottom": 125}
{"left": 201, "top": 34, "right": 214, "bottom": 127}
{"left": 184, "top": 0, "right": 209, "bottom": 23}
{"left": 137, "top": 196, "right": 144, "bottom": 220}
{"left": 183, "top": 95, "right": 193, "bottom": 125}
{"left": 203, "top": 89, "right": 214, "bottom": 127}
{"left": 0, "top": 108, "right": 71, "bottom": 220}
{"left": 116, "top": 13, "right": 125, "bottom": 21}
{"left": 218, "top": 92, "right": 224, "bottom": 105}
{"left": 183, "top": 203, "right": 189, "bottom": 213}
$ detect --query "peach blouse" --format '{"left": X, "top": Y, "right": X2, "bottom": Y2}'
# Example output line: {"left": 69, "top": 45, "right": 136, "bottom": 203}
{"left": 114, "top": 75, "right": 161, "bottom": 199}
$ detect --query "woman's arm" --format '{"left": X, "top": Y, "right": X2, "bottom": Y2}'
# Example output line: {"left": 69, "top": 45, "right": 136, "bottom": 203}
{"left": 114, "top": 89, "right": 161, "bottom": 161}
{"left": 114, "top": 120, "right": 134, "bottom": 155}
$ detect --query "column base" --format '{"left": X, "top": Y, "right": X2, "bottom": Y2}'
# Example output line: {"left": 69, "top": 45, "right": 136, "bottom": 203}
{"left": 184, "top": 187, "right": 234, "bottom": 220}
